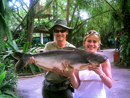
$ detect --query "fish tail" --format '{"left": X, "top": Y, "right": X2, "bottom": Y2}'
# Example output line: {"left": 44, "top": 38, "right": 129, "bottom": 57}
{"left": 12, "top": 52, "right": 25, "bottom": 60}
{"left": 12, "top": 52, "right": 30, "bottom": 72}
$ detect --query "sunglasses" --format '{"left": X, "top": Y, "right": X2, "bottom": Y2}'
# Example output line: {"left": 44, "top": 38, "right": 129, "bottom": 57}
{"left": 86, "top": 31, "right": 99, "bottom": 36}
{"left": 54, "top": 29, "right": 67, "bottom": 33}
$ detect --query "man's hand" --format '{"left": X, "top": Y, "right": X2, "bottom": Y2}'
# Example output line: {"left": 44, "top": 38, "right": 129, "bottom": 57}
{"left": 52, "top": 67, "right": 64, "bottom": 74}
{"left": 28, "top": 56, "right": 36, "bottom": 65}
{"left": 52, "top": 61, "right": 68, "bottom": 74}
{"left": 52, "top": 61, "right": 73, "bottom": 78}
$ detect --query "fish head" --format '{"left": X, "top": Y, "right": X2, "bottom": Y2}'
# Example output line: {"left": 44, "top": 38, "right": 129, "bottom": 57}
{"left": 87, "top": 53, "right": 108, "bottom": 65}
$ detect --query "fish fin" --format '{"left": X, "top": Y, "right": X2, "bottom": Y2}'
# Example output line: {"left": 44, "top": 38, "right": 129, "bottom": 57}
{"left": 80, "top": 65, "right": 87, "bottom": 69}
{"left": 79, "top": 64, "right": 88, "bottom": 69}
{"left": 13, "top": 52, "right": 30, "bottom": 72}
{"left": 67, "top": 64, "right": 74, "bottom": 71}
{"left": 36, "top": 63, "right": 52, "bottom": 71}
{"left": 62, "top": 47, "right": 75, "bottom": 50}
{"left": 12, "top": 52, "right": 25, "bottom": 60}
{"left": 62, "top": 47, "right": 86, "bottom": 53}
{"left": 15, "top": 58, "right": 27, "bottom": 72}
{"left": 80, "top": 63, "right": 92, "bottom": 69}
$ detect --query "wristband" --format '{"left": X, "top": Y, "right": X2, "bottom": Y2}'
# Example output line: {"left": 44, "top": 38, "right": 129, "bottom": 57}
{"left": 100, "top": 73, "right": 106, "bottom": 78}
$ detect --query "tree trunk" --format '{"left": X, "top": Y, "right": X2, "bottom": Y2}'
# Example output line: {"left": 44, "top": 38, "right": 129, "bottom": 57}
{"left": 26, "top": 0, "right": 35, "bottom": 50}
{"left": 66, "top": 0, "right": 73, "bottom": 43}
{"left": 66, "top": 0, "right": 70, "bottom": 24}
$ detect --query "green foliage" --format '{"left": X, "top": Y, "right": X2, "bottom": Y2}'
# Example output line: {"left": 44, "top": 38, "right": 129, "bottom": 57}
{"left": 23, "top": 42, "right": 29, "bottom": 53}
{"left": 0, "top": 66, "right": 6, "bottom": 86}
{"left": 15, "top": 30, "right": 27, "bottom": 47}
{"left": 120, "top": 34, "right": 130, "bottom": 67}
{"left": 0, "top": 62, "right": 18, "bottom": 98}
{"left": 5, "top": 40, "right": 19, "bottom": 52}
{"left": 0, "top": 0, "right": 13, "bottom": 52}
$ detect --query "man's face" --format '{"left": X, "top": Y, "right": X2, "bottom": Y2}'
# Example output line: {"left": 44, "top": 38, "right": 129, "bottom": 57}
{"left": 53, "top": 26, "right": 68, "bottom": 42}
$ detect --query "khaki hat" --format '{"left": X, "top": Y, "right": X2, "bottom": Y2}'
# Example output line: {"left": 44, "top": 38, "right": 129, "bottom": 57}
{"left": 49, "top": 19, "right": 73, "bottom": 33}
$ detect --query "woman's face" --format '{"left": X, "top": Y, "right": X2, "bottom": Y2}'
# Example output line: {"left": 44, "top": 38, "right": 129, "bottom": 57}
{"left": 84, "top": 35, "right": 100, "bottom": 53}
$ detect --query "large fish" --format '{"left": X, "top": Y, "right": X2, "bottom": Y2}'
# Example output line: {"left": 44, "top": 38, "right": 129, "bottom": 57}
{"left": 12, "top": 47, "right": 108, "bottom": 72}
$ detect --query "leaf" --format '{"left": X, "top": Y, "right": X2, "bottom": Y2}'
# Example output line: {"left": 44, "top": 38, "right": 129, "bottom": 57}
{"left": 4, "top": 90, "right": 19, "bottom": 98}
{"left": 29, "top": 64, "right": 36, "bottom": 75}
{"left": 6, "top": 40, "right": 19, "bottom": 52}
{"left": 0, "top": 79, "right": 11, "bottom": 89}
{"left": 0, "top": 62, "right": 5, "bottom": 74}
{"left": 0, "top": 94, "right": 13, "bottom": 98}
{"left": 0, "top": 71, "right": 6, "bottom": 86}
{"left": 126, "top": 42, "right": 130, "bottom": 55}
{"left": 45, "top": 0, "right": 53, "bottom": 8}
{"left": 29, "top": 47, "right": 39, "bottom": 53}
{"left": 23, "top": 42, "right": 29, "bottom": 53}
{"left": 2, "top": 51, "right": 12, "bottom": 62}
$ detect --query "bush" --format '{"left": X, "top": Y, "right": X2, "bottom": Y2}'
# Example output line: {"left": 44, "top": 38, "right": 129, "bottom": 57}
{"left": 120, "top": 34, "right": 130, "bottom": 67}
{"left": 0, "top": 62, "right": 18, "bottom": 98}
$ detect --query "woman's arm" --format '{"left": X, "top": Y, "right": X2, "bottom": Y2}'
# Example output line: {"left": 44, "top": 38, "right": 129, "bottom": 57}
{"left": 89, "top": 59, "right": 113, "bottom": 88}
{"left": 101, "top": 59, "right": 113, "bottom": 88}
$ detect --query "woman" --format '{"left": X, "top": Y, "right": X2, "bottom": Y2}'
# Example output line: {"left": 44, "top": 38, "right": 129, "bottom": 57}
{"left": 53, "top": 30, "right": 113, "bottom": 98}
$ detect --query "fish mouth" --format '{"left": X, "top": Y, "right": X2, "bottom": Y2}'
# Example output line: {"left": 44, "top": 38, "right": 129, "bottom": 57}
{"left": 88, "top": 60, "right": 99, "bottom": 66}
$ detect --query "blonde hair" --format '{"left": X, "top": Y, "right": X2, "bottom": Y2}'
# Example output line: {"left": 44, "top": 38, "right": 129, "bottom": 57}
{"left": 83, "top": 30, "right": 101, "bottom": 45}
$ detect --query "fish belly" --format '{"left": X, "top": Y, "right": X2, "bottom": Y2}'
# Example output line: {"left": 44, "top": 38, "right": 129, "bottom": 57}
{"left": 35, "top": 57, "right": 91, "bottom": 71}
{"left": 35, "top": 57, "right": 66, "bottom": 71}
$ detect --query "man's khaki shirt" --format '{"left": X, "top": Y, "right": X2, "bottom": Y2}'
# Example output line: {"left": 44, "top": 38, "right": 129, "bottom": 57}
{"left": 44, "top": 41, "right": 75, "bottom": 84}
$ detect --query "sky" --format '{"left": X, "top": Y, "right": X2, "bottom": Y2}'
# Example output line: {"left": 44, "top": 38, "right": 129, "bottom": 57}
{"left": 80, "top": 10, "right": 89, "bottom": 20}
{"left": 9, "top": 0, "right": 88, "bottom": 20}
{"left": 9, "top": 0, "right": 30, "bottom": 8}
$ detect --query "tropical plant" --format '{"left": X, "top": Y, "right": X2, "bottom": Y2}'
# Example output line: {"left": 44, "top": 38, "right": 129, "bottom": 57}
{"left": 0, "top": 0, "right": 13, "bottom": 52}
{"left": 0, "top": 62, "right": 18, "bottom": 98}
{"left": 119, "top": 34, "right": 130, "bottom": 67}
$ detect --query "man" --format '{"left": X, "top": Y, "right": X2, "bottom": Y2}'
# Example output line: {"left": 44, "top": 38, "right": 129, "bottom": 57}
{"left": 29, "top": 19, "right": 75, "bottom": 98}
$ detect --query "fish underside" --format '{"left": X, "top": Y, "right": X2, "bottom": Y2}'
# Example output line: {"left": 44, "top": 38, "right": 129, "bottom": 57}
{"left": 12, "top": 47, "right": 108, "bottom": 72}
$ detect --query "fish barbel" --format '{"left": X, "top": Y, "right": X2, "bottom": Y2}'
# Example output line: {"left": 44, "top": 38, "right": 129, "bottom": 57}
{"left": 12, "top": 47, "right": 108, "bottom": 72}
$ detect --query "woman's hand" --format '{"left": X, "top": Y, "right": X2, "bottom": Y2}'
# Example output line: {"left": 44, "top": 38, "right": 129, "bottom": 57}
{"left": 89, "top": 64, "right": 103, "bottom": 76}
{"left": 89, "top": 61, "right": 113, "bottom": 88}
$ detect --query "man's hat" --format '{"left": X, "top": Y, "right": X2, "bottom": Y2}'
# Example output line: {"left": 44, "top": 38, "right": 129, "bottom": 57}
{"left": 49, "top": 19, "right": 73, "bottom": 33}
